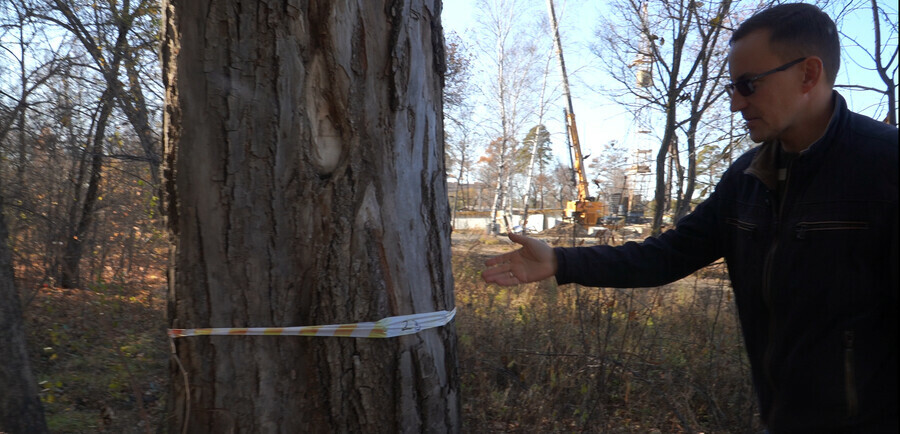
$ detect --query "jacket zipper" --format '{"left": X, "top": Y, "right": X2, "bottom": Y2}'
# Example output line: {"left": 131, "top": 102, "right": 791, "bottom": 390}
{"left": 726, "top": 218, "right": 758, "bottom": 232}
{"left": 760, "top": 157, "right": 794, "bottom": 421}
{"left": 761, "top": 195, "right": 780, "bottom": 416}
{"left": 844, "top": 331, "right": 859, "bottom": 418}
{"left": 795, "top": 221, "right": 869, "bottom": 239}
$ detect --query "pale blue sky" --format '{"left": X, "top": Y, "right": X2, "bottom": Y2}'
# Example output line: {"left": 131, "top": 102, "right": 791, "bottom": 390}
{"left": 442, "top": 0, "right": 898, "bottom": 166}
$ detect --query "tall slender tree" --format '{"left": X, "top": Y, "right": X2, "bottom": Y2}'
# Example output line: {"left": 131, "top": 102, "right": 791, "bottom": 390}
{"left": 520, "top": 123, "right": 553, "bottom": 230}
{"left": 33, "top": 0, "right": 163, "bottom": 182}
{"left": 596, "top": 0, "right": 739, "bottom": 234}
{"left": 473, "top": 0, "right": 546, "bottom": 233}
{"left": 443, "top": 31, "right": 478, "bottom": 222}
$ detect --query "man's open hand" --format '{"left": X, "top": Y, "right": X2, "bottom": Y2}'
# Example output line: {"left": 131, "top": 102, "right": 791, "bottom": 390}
{"left": 482, "top": 233, "right": 558, "bottom": 286}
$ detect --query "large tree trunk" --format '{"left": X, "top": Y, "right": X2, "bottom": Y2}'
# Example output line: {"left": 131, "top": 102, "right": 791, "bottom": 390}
{"left": 162, "top": 1, "right": 458, "bottom": 432}
{"left": 0, "top": 192, "right": 49, "bottom": 433}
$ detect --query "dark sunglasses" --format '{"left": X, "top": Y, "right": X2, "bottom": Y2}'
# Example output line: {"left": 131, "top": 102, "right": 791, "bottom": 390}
{"left": 725, "top": 57, "right": 807, "bottom": 97}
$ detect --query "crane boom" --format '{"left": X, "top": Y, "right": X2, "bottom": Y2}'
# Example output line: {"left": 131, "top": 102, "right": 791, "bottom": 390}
{"left": 546, "top": 0, "right": 606, "bottom": 225}
{"left": 547, "top": 0, "right": 588, "bottom": 202}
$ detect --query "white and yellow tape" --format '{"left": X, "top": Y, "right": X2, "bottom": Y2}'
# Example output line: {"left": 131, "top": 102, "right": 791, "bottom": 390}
{"left": 168, "top": 308, "right": 456, "bottom": 339}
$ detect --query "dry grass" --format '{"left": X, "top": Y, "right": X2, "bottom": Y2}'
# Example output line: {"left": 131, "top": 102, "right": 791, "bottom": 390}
{"left": 23, "top": 280, "right": 168, "bottom": 433}
{"left": 454, "top": 234, "right": 761, "bottom": 433}
{"left": 22, "top": 233, "right": 761, "bottom": 432}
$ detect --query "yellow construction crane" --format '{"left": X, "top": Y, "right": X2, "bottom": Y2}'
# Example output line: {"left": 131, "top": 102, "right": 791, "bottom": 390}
{"left": 547, "top": 0, "right": 607, "bottom": 226}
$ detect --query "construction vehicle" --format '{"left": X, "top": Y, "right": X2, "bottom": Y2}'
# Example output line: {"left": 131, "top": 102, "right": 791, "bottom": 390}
{"left": 547, "top": 0, "right": 608, "bottom": 226}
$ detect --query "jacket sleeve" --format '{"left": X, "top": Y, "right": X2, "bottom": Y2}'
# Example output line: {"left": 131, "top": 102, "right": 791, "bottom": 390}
{"left": 554, "top": 190, "right": 725, "bottom": 288}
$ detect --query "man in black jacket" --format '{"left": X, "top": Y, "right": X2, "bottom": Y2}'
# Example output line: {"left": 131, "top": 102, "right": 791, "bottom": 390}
{"left": 483, "top": 3, "right": 897, "bottom": 432}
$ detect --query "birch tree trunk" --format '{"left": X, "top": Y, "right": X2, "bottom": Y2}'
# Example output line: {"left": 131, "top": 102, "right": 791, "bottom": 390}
{"left": 162, "top": 1, "right": 458, "bottom": 432}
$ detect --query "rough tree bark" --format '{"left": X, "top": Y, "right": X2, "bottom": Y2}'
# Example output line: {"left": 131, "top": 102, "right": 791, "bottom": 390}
{"left": 0, "top": 191, "right": 49, "bottom": 433}
{"left": 162, "top": 1, "right": 458, "bottom": 432}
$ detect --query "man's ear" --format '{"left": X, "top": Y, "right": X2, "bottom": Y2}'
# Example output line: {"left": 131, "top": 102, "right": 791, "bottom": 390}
{"left": 800, "top": 56, "right": 824, "bottom": 92}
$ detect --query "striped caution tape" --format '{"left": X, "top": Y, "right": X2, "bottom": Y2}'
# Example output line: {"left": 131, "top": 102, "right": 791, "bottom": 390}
{"left": 168, "top": 308, "right": 456, "bottom": 339}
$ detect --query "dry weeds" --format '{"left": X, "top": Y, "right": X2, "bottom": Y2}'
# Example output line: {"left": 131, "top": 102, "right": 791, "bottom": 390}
{"left": 22, "top": 233, "right": 761, "bottom": 432}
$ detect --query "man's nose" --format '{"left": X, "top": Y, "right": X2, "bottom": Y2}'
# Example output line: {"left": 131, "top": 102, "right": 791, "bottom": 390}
{"left": 729, "top": 92, "right": 748, "bottom": 113}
